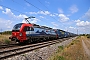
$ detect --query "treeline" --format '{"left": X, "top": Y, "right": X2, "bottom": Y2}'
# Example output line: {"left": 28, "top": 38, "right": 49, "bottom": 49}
{"left": 86, "top": 34, "right": 90, "bottom": 38}
{"left": 80, "top": 34, "right": 90, "bottom": 38}
{"left": 0, "top": 31, "right": 12, "bottom": 35}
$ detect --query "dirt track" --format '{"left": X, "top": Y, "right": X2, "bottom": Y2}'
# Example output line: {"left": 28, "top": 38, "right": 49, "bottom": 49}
{"left": 81, "top": 36, "right": 90, "bottom": 59}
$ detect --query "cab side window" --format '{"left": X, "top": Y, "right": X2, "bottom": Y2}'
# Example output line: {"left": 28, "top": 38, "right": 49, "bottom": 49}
{"left": 24, "top": 26, "right": 34, "bottom": 31}
{"left": 30, "top": 27, "right": 34, "bottom": 31}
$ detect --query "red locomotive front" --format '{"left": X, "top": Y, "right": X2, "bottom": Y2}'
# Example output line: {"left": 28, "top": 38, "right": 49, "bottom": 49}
{"left": 9, "top": 23, "right": 33, "bottom": 43}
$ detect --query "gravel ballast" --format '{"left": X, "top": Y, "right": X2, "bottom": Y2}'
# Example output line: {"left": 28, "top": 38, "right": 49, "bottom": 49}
{"left": 4, "top": 37, "right": 77, "bottom": 60}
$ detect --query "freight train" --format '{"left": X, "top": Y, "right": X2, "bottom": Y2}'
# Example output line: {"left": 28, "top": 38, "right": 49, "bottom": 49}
{"left": 9, "top": 23, "right": 77, "bottom": 43}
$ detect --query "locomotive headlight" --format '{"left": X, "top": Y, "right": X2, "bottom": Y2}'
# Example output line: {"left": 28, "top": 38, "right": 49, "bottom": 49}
{"left": 20, "top": 33, "right": 22, "bottom": 36}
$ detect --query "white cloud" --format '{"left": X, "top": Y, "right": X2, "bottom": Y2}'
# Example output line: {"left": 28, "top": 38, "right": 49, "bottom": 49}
{"left": 2, "top": 8, "right": 28, "bottom": 19}
{"left": 6, "top": 20, "right": 13, "bottom": 29}
{"left": 69, "top": 5, "right": 78, "bottom": 13}
{"left": 58, "top": 14, "right": 69, "bottom": 22}
{"left": 66, "top": 26, "right": 77, "bottom": 33}
{"left": 74, "top": 19, "right": 90, "bottom": 34}
{"left": 75, "top": 19, "right": 81, "bottom": 23}
{"left": 29, "top": 11, "right": 51, "bottom": 15}
{"left": 0, "top": 6, "right": 3, "bottom": 10}
{"left": 16, "top": 14, "right": 27, "bottom": 19}
{"left": 38, "top": 11, "right": 50, "bottom": 15}
{"left": 29, "top": 12, "right": 37, "bottom": 15}
{"left": 29, "top": 11, "right": 57, "bottom": 17}
{"left": 76, "top": 26, "right": 90, "bottom": 34}
{"left": 0, "top": 18, "right": 13, "bottom": 31}
{"left": 22, "top": 19, "right": 27, "bottom": 23}
{"left": 50, "top": 14, "right": 55, "bottom": 17}
{"left": 77, "top": 21, "right": 90, "bottom": 26}
{"left": 2, "top": 8, "right": 15, "bottom": 17}
{"left": 29, "top": 11, "right": 58, "bottom": 17}
{"left": 2, "top": 8, "right": 40, "bottom": 25}
{"left": 30, "top": 18, "right": 40, "bottom": 24}
{"left": 58, "top": 8, "right": 63, "bottom": 13}
{"left": 75, "top": 19, "right": 90, "bottom": 27}
{"left": 54, "top": 13, "right": 58, "bottom": 16}
{"left": 51, "top": 22, "right": 58, "bottom": 27}
{"left": 69, "top": 26, "right": 76, "bottom": 29}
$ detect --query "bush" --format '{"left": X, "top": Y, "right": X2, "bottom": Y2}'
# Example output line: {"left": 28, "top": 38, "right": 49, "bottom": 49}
{"left": 57, "top": 56, "right": 65, "bottom": 60}
{"left": 58, "top": 46, "right": 64, "bottom": 50}
{"left": 71, "top": 42, "right": 74, "bottom": 45}
{"left": 4, "top": 39, "right": 11, "bottom": 44}
{"left": 87, "top": 34, "right": 90, "bottom": 38}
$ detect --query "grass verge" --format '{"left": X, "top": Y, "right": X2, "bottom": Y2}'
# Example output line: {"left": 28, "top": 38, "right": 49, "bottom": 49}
{"left": 48, "top": 36, "right": 88, "bottom": 60}
{"left": 0, "top": 35, "right": 11, "bottom": 45}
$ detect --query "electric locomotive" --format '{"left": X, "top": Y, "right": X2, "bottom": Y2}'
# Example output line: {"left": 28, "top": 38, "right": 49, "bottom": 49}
{"left": 9, "top": 23, "right": 57, "bottom": 43}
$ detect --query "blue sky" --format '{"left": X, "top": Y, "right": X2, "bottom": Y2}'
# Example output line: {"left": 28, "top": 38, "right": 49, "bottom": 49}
{"left": 0, "top": 0, "right": 90, "bottom": 34}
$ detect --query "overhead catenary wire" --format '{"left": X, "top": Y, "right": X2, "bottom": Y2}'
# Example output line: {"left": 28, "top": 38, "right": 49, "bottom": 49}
{"left": 37, "top": 0, "right": 49, "bottom": 10}
{"left": 12, "top": 0, "right": 24, "bottom": 7}
{"left": 0, "top": 4, "right": 26, "bottom": 15}
{"left": 11, "top": 0, "right": 50, "bottom": 24}
{"left": 11, "top": 0, "right": 33, "bottom": 11}
{"left": 24, "top": 0, "right": 41, "bottom": 11}
{"left": 12, "top": 0, "right": 58, "bottom": 22}
{"left": 1, "top": 2, "right": 47, "bottom": 25}
{"left": 37, "top": 0, "right": 59, "bottom": 20}
{"left": 24, "top": 0, "right": 57, "bottom": 21}
{"left": 0, "top": 0, "right": 57, "bottom": 25}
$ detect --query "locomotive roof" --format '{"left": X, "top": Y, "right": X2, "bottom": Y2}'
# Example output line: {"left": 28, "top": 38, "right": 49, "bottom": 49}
{"left": 15, "top": 23, "right": 24, "bottom": 25}
{"left": 33, "top": 24, "right": 39, "bottom": 26}
{"left": 32, "top": 24, "right": 40, "bottom": 28}
{"left": 48, "top": 27, "right": 52, "bottom": 29}
{"left": 40, "top": 26, "right": 49, "bottom": 28}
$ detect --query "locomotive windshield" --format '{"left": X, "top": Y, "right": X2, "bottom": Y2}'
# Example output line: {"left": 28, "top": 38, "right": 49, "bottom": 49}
{"left": 12, "top": 23, "right": 23, "bottom": 31}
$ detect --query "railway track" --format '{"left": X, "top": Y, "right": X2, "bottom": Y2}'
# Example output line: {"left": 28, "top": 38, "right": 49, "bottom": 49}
{"left": 0, "top": 43, "right": 19, "bottom": 49}
{"left": 0, "top": 38, "right": 69, "bottom": 49}
{"left": 0, "top": 37, "right": 72, "bottom": 60}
